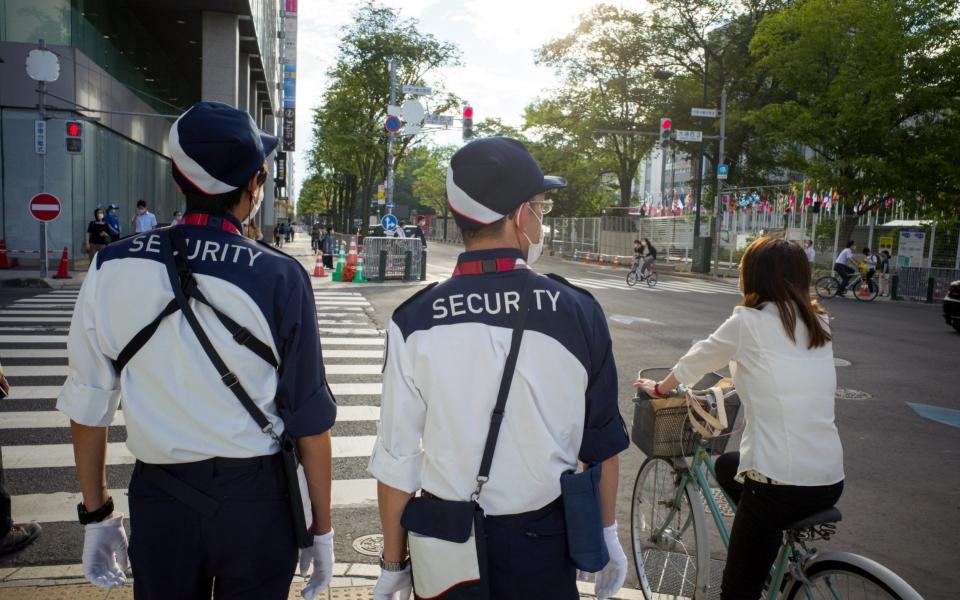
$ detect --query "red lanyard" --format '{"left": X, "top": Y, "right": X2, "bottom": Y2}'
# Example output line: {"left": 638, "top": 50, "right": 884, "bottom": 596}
{"left": 180, "top": 214, "right": 241, "bottom": 235}
{"left": 453, "top": 257, "right": 526, "bottom": 276}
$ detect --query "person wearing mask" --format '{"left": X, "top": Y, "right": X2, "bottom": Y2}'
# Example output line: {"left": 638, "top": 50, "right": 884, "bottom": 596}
{"left": 861, "top": 247, "right": 878, "bottom": 292}
{"left": 0, "top": 363, "right": 43, "bottom": 556}
{"left": 84, "top": 207, "right": 113, "bottom": 259}
{"left": 632, "top": 239, "right": 644, "bottom": 271}
{"left": 105, "top": 205, "right": 121, "bottom": 242}
{"left": 130, "top": 199, "right": 157, "bottom": 233}
{"left": 58, "top": 102, "right": 337, "bottom": 599}
{"left": 320, "top": 227, "right": 335, "bottom": 268}
{"left": 641, "top": 237, "right": 657, "bottom": 276}
{"left": 804, "top": 239, "right": 816, "bottom": 267}
{"left": 170, "top": 210, "right": 184, "bottom": 226}
{"left": 370, "top": 137, "right": 629, "bottom": 600}
{"left": 413, "top": 216, "right": 428, "bottom": 249}
{"left": 877, "top": 250, "right": 892, "bottom": 297}
{"left": 833, "top": 240, "right": 858, "bottom": 297}
{"left": 635, "top": 237, "right": 843, "bottom": 600}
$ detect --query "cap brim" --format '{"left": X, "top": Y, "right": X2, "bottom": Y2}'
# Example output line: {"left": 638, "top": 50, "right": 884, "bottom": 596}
{"left": 541, "top": 175, "right": 567, "bottom": 192}
{"left": 260, "top": 132, "right": 280, "bottom": 158}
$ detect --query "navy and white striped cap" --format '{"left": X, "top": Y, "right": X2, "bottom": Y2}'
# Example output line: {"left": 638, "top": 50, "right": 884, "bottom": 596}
{"left": 447, "top": 137, "right": 566, "bottom": 231}
{"left": 169, "top": 101, "right": 278, "bottom": 195}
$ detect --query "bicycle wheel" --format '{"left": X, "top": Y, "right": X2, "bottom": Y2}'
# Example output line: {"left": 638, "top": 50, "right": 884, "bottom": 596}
{"left": 646, "top": 272, "right": 658, "bottom": 288}
{"left": 852, "top": 279, "right": 879, "bottom": 302}
{"left": 815, "top": 276, "right": 839, "bottom": 299}
{"left": 627, "top": 269, "right": 639, "bottom": 286}
{"left": 784, "top": 559, "right": 922, "bottom": 600}
{"left": 631, "top": 458, "right": 702, "bottom": 600}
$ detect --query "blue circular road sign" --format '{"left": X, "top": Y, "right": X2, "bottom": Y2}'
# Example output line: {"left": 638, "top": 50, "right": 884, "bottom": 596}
{"left": 381, "top": 214, "right": 398, "bottom": 231}
{"left": 385, "top": 115, "right": 403, "bottom": 133}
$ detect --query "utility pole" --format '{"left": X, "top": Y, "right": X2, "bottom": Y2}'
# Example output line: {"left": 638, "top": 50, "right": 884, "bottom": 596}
{"left": 659, "top": 143, "right": 668, "bottom": 214}
{"left": 693, "top": 50, "right": 708, "bottom": 239}
{"left": 38, "top": 40, "right": 49, "bottom": 278}
{"left": 711, "top": 88, "right": 727, "bottom": 277}
{"left": 669, "top": 143, "right": 677, "bottom": 210}
{"left": 384, "top": 58, "right": 397, "bottom": 220}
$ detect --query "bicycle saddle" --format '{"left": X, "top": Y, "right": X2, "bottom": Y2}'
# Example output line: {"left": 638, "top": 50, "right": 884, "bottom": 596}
{"left": 787, "top": 507, "right": 842, "bottom": 530}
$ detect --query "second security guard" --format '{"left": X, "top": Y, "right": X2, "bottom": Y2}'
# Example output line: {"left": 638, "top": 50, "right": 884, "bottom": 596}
{"left": 369, "top": 138, "right": 630, "bottom": 599}
{"left": 58, "top": 102, "right": 337, "bottom": 599}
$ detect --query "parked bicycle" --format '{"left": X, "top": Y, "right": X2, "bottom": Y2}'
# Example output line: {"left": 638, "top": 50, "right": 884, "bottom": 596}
{"left": 815, "top": 271, "right": 878, "bottom": 301}
{"left": 629, "top": 368, "right": 921, "bottom": 600}
{"left": 627, "top": 260, "right": 658, "bottom": 288}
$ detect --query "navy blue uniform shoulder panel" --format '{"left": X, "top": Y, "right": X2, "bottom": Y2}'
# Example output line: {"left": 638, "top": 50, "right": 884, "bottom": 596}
{"left": 392, "top": 269, "right": 609, "bottom": 373}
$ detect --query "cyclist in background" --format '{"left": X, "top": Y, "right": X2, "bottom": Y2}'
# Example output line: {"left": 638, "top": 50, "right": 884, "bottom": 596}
{"left": 634, "top": 237, "right": 844, "bottom": 600}
{"left": 861, "top": 247, "right": 878, "bottom": 292}
{"left": 641, "top": 238, "right": 657, "bottom": 276}
{"left": 833, "top": 240, "right": 859, "bottom": 297}
{"left": 632, "top": 239, "right": 643, "bottom": 271}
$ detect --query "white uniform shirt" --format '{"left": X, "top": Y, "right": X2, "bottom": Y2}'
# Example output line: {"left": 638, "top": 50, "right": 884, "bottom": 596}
{"left": 834, "top": 247, "right": 855, "bottom": 266}
{"left": 57, "top": 215, "right": 337, "bottom": 464}
{"left": 368, "top": 249, "right": 628, "bottom": 515}
{"left": 672, "top": 304, "right": 844, "bottom": 486}
{"left": 805, "top": 246, "right": 815, "bottom": 264}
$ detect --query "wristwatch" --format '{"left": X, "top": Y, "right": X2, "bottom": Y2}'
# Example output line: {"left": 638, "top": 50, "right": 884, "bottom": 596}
{"left": 379, "top": 553, "right": 410, "bottom": 572}
{"left": 77, "top": 496, "right": 114, "bottom": 525}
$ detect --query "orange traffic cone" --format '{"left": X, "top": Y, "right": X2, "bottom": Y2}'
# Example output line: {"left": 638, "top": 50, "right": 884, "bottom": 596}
{"left": 53, "top": 246, "right": 71, "bottom": 279}
{"left": 858, "top": 282, "right": 871, "bottom": 298}
{"left": 0, "top": 240, "right": 9, "bottom": 269}
{"left": 613, "top": 256, "right": 621, "bottom": 268}
{"left": 313, "top": 252, "right": 327, "bottom": 277}
{"left": 598, "top": 255, "right": 606, "bottom": 266}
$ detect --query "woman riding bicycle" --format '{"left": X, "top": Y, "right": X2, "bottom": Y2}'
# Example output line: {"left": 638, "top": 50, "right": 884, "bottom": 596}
{"left": 634, "top": 236, "right": 844, "bottom": 600}
{"left": 641, "top": 238, "right": 657, "bottom": 275}
{"left": 632, "top": 239, "right": 644, "bottom": 270}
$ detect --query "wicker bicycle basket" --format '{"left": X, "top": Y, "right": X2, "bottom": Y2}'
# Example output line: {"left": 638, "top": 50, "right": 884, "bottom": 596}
{"left": 631, "top": 369, "right": 741, "bottom": 458}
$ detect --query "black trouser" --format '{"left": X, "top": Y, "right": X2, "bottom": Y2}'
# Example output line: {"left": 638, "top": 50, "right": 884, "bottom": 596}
{"left": 485, "top": 498, "right": 578, "bottom": 600}
{"left": 128, "top": 455, "right": 298, "bottom": 600}
{"left": 0, "top": 448, "right": 11, "bottom": 538}
{"left": 715, "top": 452, "right": 843, "bottom": 600}
{"left": 834, "top": 263, "right": 855, "bottom": 294}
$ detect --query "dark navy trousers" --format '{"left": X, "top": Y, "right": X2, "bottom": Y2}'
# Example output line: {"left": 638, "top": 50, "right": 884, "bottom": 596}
{"left": 484, "top": 498, "right": 578, "bottom": 600}
{"left": 128, "top": 454, "right": 298, "bottom": 600}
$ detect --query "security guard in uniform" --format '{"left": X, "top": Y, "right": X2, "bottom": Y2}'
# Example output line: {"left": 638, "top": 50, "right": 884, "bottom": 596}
{"left": 58, "top": 102, "right": 337, "bottom": 599}
{"left": 369, "top": 137, "right": 630, "bottom": 599}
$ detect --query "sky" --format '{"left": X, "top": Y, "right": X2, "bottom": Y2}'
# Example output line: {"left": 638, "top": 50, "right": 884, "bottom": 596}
{"left": 292, "top": 0, "right": 650, "bottom": 198}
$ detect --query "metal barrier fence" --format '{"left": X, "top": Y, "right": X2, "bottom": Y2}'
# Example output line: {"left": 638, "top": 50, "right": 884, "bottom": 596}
{"left": 361, "top": 237, "right": 424, "bottom": 281}
{"left": 893, "top": 267, "right": 960, "bottom": 302}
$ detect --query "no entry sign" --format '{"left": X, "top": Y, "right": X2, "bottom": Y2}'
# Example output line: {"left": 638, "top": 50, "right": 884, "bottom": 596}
{"left": 29, "top": 193, "right": 62, "bottom": 222}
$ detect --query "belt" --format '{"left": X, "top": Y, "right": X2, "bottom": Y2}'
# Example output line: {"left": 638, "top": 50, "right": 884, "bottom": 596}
{"left": 136, "top": 454, "right": 281, "bottom": 518}
{"left": 744, "top": 470, "right": 787, "bottom": 486}
{"left": 421, "top": 491, "right": 563, "bottom": 520}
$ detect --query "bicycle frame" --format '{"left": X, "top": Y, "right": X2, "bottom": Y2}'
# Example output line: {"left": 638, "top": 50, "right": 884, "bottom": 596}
{"left": 651, "top": 444, "right": 809, "bottom": 600}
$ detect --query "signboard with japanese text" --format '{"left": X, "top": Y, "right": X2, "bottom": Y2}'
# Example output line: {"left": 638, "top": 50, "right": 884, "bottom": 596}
{"left": 282, "top": 108, "right": 296, "bottom": 152}
{"left": 898, "top": 230, "right": 926, "bottom": 267}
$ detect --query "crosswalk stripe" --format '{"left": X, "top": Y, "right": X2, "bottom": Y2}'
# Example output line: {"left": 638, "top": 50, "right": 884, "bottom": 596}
{"left": 0, "top": 349, "right": 66, "bottom": 358}
{"left": 0, "top": 326, "right": 68, "bottom": 333}
{"left": 7, "top": 381, "right": 382, "bottom": 400}
{"left": 3, "top": 365, "right": 69, "bottom": 376}
{"left": 325, "top": 350, "right": 383, "bottom": 359}
{"left": 326, "top": 364, "right": 382, "bottom": 375}
{"left": 13, "top": 299, "right": 77, "bottom": 304}
{"left": 316, "top": 307, "right": 364, "bottom": 312}
{"left": 319, "top": 328, "right": 381, "bottom": 336}
{"left": 322, "top": 337, "right": 384, "bottom": 346}
{"left": 0, "top": 405, "right": 380, "bottom": 429}
{"left": 12, "top": 479, "right": 378, "bottom": 523}
{"left": 0, "top": 336, "right": 67, "bottom": 343}
{"left": 0, "top": 306, "right": 74, "bottom": 311}
{"left": 314, "top": 293, "right": 362, "bottom": 297}
{"left": 0, "top": 317, "right": 72, "bottom": 323}
{"left": 318, "top": 320, "right": 368, "bottom": 325}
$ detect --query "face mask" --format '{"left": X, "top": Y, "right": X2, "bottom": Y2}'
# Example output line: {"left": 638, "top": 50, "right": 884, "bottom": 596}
{"left": 138, "top": 208, "right": 146, "bottom": 215}
{"left": 245, "top": 185, "right": 264, "bottom": 225}
{"left": 517, "top": 204, "right": 544, "bottom": 265}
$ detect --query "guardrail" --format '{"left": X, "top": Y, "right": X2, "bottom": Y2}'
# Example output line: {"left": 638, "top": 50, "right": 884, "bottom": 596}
{"left": 361, "top": 237, "right": 425, "bottom": 282}
{"left": 892, "top": 267, "right": 960, "bottom": 302}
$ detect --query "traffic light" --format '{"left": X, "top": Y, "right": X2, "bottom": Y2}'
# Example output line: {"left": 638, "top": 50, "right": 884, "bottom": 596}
{"left": 462, "top": 105, "right": 473, "bottom": 141}
{"left": 659, "top": 117, "right": 672, "bottom": 147}
{"left": 65, "top": 120, "right": 82, "bottom": 154}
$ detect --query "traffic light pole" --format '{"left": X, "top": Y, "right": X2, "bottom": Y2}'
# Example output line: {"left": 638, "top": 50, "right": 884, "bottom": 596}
{"left": 37, "top": 39, "right": 48, "bottom": 279}
{"left": 384, "top": 58, "right": 397, "bottom": 219}
{"left": 711, "top": 89, "right": 727, "bottom": 277}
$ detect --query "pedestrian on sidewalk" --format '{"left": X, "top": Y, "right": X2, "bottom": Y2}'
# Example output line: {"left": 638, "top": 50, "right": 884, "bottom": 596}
{"left": 321, "top": 227, "right": 335, "bottom": 268}
{"left": 635, "top": 236, "right": 844, "bottom": 600}
{"left": 58, "top": 101, "right": 337, "bottom": 599}
{"left": 84, "top": 207, "right": 112, "bottom": 259}
{"left": 878, "top": 250, "right": 892, "bottom": 296}
{"left": 170, "top": 210, "right": 184, "bottom": 226}
{"left": 0, "top": 363, "right": 43, "bottom": 556}
{"left": 130, "top": 199, "right": 158, "bottom": 233}
{"left": 369, "top": 137, "right": 629, "bottom": 600}
{"left": 105, "top": 204, "right": 121, "bottom": 242}
{"left": 274, "top": 222, "right": 285, "bottom": 248}
{"left": 804, "top": 239, "right": 816, "bottom": 268}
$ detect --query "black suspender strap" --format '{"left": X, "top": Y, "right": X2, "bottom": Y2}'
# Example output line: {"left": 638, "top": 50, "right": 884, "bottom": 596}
{"left": 473, "top": 270, "right": 537, "bottom": 499}
{"left": 159, "top": 229, "right": 273, "bottom": 433}
{"left": 113, "top": 299, "right": 179, "bottom": 373}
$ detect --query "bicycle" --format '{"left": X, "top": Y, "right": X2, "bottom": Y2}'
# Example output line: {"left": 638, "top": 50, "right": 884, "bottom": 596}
{"left": 629, "top": 368, "right": 922, "bottom": 600}
{"left": 627, "top": 260, "right": 658, "bottom": 288}
{"left": 815, "top": 270, "right": 878, "bottom": 302}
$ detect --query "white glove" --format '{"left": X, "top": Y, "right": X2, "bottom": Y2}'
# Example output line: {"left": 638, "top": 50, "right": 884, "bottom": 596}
{"left": 373, "top": 565, "right": 412, "bottom": 600}
{"left": 594, "top": 522, "right": 627, "bottom": 600}
{"left": 81, "top": 513, "right": 129, "bottom": 588}
{"left": 299, "top": 530, "right": 335, "bottom": 600}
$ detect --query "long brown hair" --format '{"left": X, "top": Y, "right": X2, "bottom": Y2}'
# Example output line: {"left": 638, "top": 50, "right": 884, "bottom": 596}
{"left": 739, "top": 237, "right": 831, "bottom": 348}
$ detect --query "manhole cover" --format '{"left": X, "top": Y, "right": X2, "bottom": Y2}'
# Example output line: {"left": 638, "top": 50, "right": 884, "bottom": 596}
{"left": 352, "top": 533, "right": 383, "bottom": 557}
{"left": 836, "top": 388, "right": 872, "bottom": 400}
{"left": 834, "top": 358, "right": 851, "bottom": 367}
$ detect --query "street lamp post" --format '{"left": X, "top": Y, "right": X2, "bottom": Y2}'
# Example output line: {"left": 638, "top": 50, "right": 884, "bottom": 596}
{"left": 711, "top": 88, "right": 727, "bottom": 277}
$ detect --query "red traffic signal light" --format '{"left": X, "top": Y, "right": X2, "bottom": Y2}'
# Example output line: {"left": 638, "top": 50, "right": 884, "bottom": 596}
{"left": 463, "top": 106, "right": 473, "bottom": 119}
{"left": 462, "top": 105, "right": 474, "bottom": 141}
{"left": 65, "top": 120, "right": 83, "bottom": 154}
{"left": 660, "top": 118, "right": 671, "bottom": 131}
{"left": 66, "top": 121, "right": 81, "bottom": 137}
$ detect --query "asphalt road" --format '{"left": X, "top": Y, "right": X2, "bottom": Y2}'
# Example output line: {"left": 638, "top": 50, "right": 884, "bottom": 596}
{"left": 361, "top": 241, "right": 960, "bottom": 600}
{"left": 1, "top": 239, "right": 956, "bottom": 599}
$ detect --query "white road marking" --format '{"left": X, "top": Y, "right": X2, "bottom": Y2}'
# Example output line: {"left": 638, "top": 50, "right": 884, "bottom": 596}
{"left": 13, "top": 299, "right": 76, "bottom": 304}
{"left": 326, "top": 364, "right": 382, "bottom": 375}
{"left": 0, "top": 349, "right": 67, "bottom": 358}
{"left": 0, "top": 317, "right": 72, "bottom": 323}
{"left": 3, "top": 365, "right": 69, "bottom": 376}
{"left": 324, "top": 349, "right": 383, "bottom": 359}
{"left": 0, "top": 335, "right": 66, "bottom": 343}
{"left": 6, "top": 381, "right": 381, "bottom": 400}
{"left": 322, "top": 337, "right": 384, "bottom": 346}
{"left": 330, "top": 382, "right": 382, "bottom": 396}
{"left": 319, "top": 328, "right": 381, "bottom": 336}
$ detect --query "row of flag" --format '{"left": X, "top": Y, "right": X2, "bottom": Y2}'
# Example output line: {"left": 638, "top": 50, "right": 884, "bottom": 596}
{"left": 635, "top": 189, "right": 900, "bottom": 215}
